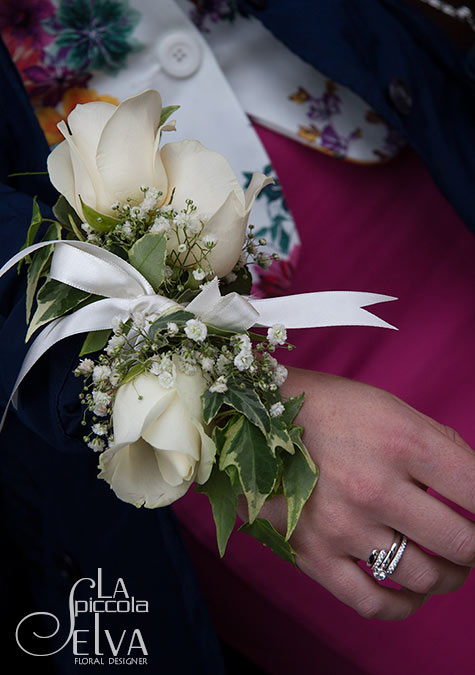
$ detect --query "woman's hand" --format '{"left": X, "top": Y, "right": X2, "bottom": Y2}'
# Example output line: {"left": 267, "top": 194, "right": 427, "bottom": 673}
{"left": 259, "top": 368, "right": 475, "bottom": 620}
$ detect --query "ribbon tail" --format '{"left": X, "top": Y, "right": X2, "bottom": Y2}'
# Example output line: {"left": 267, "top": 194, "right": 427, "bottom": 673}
{"left": 250, "top": 291, "right": 398, "bottom": 330}
{"left": 0, "top": 294, "right": 178, "bottom": 431}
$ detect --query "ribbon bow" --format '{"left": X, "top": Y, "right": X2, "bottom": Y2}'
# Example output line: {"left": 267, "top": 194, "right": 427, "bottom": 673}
{"left": 0, "top": 240, "right": 397, "bottom": 426}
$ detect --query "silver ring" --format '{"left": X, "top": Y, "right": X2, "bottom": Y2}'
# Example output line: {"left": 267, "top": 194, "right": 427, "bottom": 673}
{"left": 367, "top": 534, "right": 408, "bottom": 581}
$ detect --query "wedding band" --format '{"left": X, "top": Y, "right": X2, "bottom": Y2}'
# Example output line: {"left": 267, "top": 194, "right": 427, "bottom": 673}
{"left": 367, "top": 533, "right": 408, "bottom": 581}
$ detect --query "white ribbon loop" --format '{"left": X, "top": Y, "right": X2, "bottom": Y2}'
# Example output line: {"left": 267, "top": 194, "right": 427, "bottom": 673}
{"left": 50, "top": 242, "right": 155, "bottom": 298}
{"left": 0, "top": 239, "right": 398, "bottom": 430}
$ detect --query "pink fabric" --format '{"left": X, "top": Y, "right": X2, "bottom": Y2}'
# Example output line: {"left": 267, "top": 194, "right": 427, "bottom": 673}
{"left": 173, "top": 125, "right": 475, "bottom": 674}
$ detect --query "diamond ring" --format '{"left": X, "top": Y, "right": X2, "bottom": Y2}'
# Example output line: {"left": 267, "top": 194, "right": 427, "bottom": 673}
{"left": 366, "top": 533, "right": 407, "bottom": 581}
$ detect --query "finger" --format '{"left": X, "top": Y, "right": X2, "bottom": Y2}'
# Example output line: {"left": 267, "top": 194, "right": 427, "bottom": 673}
{"left": 354, "top": 528, "right": 470, "bottom": 595}
{"left": 407, "top": 421, "right": 475, "bottom": 515}
{"left": 383, "top": 485, "right": 475, "bottom": 567}
{"left": 297, "top": 555, "right": 428, "bottom": 621}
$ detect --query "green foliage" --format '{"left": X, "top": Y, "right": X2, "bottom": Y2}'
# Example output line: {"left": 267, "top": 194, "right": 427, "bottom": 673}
{"left": 120, "top": 362, "right": 146, "bottom": 386}
{"left": 223, "top": 381, "right": 270, "bottom": 435}
{"left": 53, "top": 195, "right": 81, "bottom": 229}
{"left": 267, "top": 416, "right": 295, "bottom": 455}
{"left": 20, "top": 197, "right": 43, "bottom": 256}
{"left": 283, "top": 434, "right": 318, "bottom": 539}
{"left": 160, "top": 105, "right": 180, "bottom": 127}
{"left": 128, "top": 232, "right": 167, "bottom": 292}
{"left": 281, "top": 393, "right": 305, "bottom": 426}
{"left": 196, "top": 465, "right": 240, "bottom": 557}
{"left": 220, "top": 416, "right": 278, "bottom": 523}
{"left": 81, "top": 198, "right": 120, "bottom": 232}
{"left": 25, "top": 221, "right": 62, "bottom": 322}
{"left": 202, "top": 390, "right": 225, "bottom": 425}
{"left": 148, "top": 309, "right": 194, "bottom": 340}
{"left": 239, "top": 518, "right": 297, "bottom": 566}
{"left": 26, "top": 278, "right": 91, "bottom": 341}
{"left": 79, "top": 329, "right": 112, "bottom": 357}
{"left": 220, "top": 266, "right": 253, "bottom": 296}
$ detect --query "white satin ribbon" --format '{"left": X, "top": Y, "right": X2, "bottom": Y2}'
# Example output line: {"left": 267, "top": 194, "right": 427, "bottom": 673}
{"left": 0, "top": 240, "right": 397, "bottom": 427}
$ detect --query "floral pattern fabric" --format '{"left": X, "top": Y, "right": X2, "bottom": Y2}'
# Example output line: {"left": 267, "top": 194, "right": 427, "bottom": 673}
{"left": 182, "top": 0, "right": 406, "bottom": 164}
{"left": 1, "top": 0, "right": 141, "bottom": 143}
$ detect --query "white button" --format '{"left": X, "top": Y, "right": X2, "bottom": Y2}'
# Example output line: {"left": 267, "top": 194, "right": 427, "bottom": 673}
{"left": 158, "top": 31, "right": 202, "bottom": 79}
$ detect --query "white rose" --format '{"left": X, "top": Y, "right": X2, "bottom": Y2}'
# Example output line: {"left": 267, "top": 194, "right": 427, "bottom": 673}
{"left": 98, "top": 366, "right": 216, "bottom": 508}
{"left": 47, "top": 89, "right": 273, "bottom": 277}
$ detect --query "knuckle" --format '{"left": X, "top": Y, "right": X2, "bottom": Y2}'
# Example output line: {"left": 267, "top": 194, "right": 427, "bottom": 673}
{"left": 347, "top": 476, "right": 386, "bottom": 510}
{"left": 447, "top": 528, "right": 475, "bottom": 566}
{"left": 408, "top": 565, "right": 441, "bottom": 595}
{"left": 354, "top": 594, "right": 385, "bottom": 620}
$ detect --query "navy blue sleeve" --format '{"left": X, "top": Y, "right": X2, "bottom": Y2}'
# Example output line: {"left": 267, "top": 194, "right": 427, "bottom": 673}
{"left": 239, "top": 0, "right": 475, "bottom": 233}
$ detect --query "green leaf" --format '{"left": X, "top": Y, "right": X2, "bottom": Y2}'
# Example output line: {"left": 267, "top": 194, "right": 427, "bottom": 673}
{"left": 196, "top": 465, "right": 240, "bottom": 557}
{"left": 238, "top": 518, "right": 297, "bottom": 566}
{"left": 160, "top": 105, "right": 180, "bottom": 127}
{"left": 220, "top": 266, "right": 253, "bottom": 296}
{"left": 53, "top": 195, "right": 82, "bottom": 230}
{"left": 79, "top": 329, "right": 112, "bottom": 357}
{"left": 128, "top": 232, "right": 167, "bottom": 292}
{"left": 290, "top": 426, "right": 317, "bottom": 469}
{"left": 17, "top": 197, "right": 43, "bottom": 273}
{"left": 219, "top": 416, "right": 278, "bottom": 522}
{"left": 81, "top": 198, "right": 120, "bottom": 232}
{"left": 25, "top": 221, "right": 61, "bottom": 322}
{"left": 267, "top": 416, "right": 295, "bottom": 455}
{"left": 148, "top": 309, "right": 194, "bottom": 340}
{"left": 26, "top": 278, "right": 90, "bottom": 341}
{"left": 202, "top": 390, "right": 225, "bottom": 425}
{"left": 281, "top": 393, "right": 305, "bottom": 426}
{"left": 120, "top": 362, "right": 146, "bottom": 386}
{"left": 223, "top": 381, "right": 271, "bottom": 435}
{"left": 283, "top": 442, "right": 318, "bottom": 540}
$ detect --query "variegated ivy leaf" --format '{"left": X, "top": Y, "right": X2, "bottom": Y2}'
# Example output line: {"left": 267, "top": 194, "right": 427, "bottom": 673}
{"left": 19, "top": 196, "right": 42, "bottom": 261}
{"left": 128, "top": 232, "right": 167, "bottom": 292}
{"left": 281, "top": 393, "right": 305, "bottom": 425}
{"left": 222, "top": 381, "right": 271, "bottom": 436}
{"left": 219, "top": 416, "right": 278, "bottom": 523}
{"left": 202, "top": 389, "right": 225, "bottom": 425}
{"left": 26, "top": 278, "right": 91, "bottom": 342}
{"left": 283, "top": 429, "right": 319, "bottom": 540}
{"left": 196, "top": 464, "right": 240, "bottom": 557}
{"left": 25, "top": 221, "right": 62, "bottom": 322}
{"left": 53, "top": 195, "right": 82, "bottom": 230}
{"left": 267, "top": 416, "right": 295, "bottom": 455}
{"left": 148, "top": 309, "right": 194, "bottom": 340}
{"left": 239, "top": 518, "right": 297, "bottom": 566}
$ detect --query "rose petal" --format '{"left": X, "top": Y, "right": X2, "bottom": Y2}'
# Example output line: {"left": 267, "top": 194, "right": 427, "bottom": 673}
{"left": 203, "top": 172, "right": 274, "bottom": 277}
{"left": 98, "top": 438, "right": 191, "bottom": 508}
{"left": 160, "top": 140, "right": 244, "bottom": 214}
{"left": 141, "top": 395, "right": 201, "bottom": 460}
{"left": 173, "top": 357, "right": 208, "bottom": 421}
{"left": 66, "top": 101, "right": 117, "bottom": 211}
{"left": 112, "top": 373, "right": 174, "bottom": 445}
{"left": 201, "top": 190, "right": 248, "bottom": 278}
{"left": 47, "top": 140, "right": 76, "bottom": 214}
{"left": 154, "top": 449, "right": 196, "bottom": 487}
{"left": 96, "top": 90, "right": 166, "bottom": 207}
{"left": 193, "top": 420, "right": 217, "bottom": 484}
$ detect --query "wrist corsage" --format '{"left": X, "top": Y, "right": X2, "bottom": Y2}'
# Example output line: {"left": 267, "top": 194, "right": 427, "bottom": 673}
{"left": 0, "top": 90, "right": 396, "bottom": 563}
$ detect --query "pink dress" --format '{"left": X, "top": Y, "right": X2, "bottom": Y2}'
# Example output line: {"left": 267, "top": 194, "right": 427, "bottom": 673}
{"left": 173, "top": 124, "right": 475, "bottom": 674}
